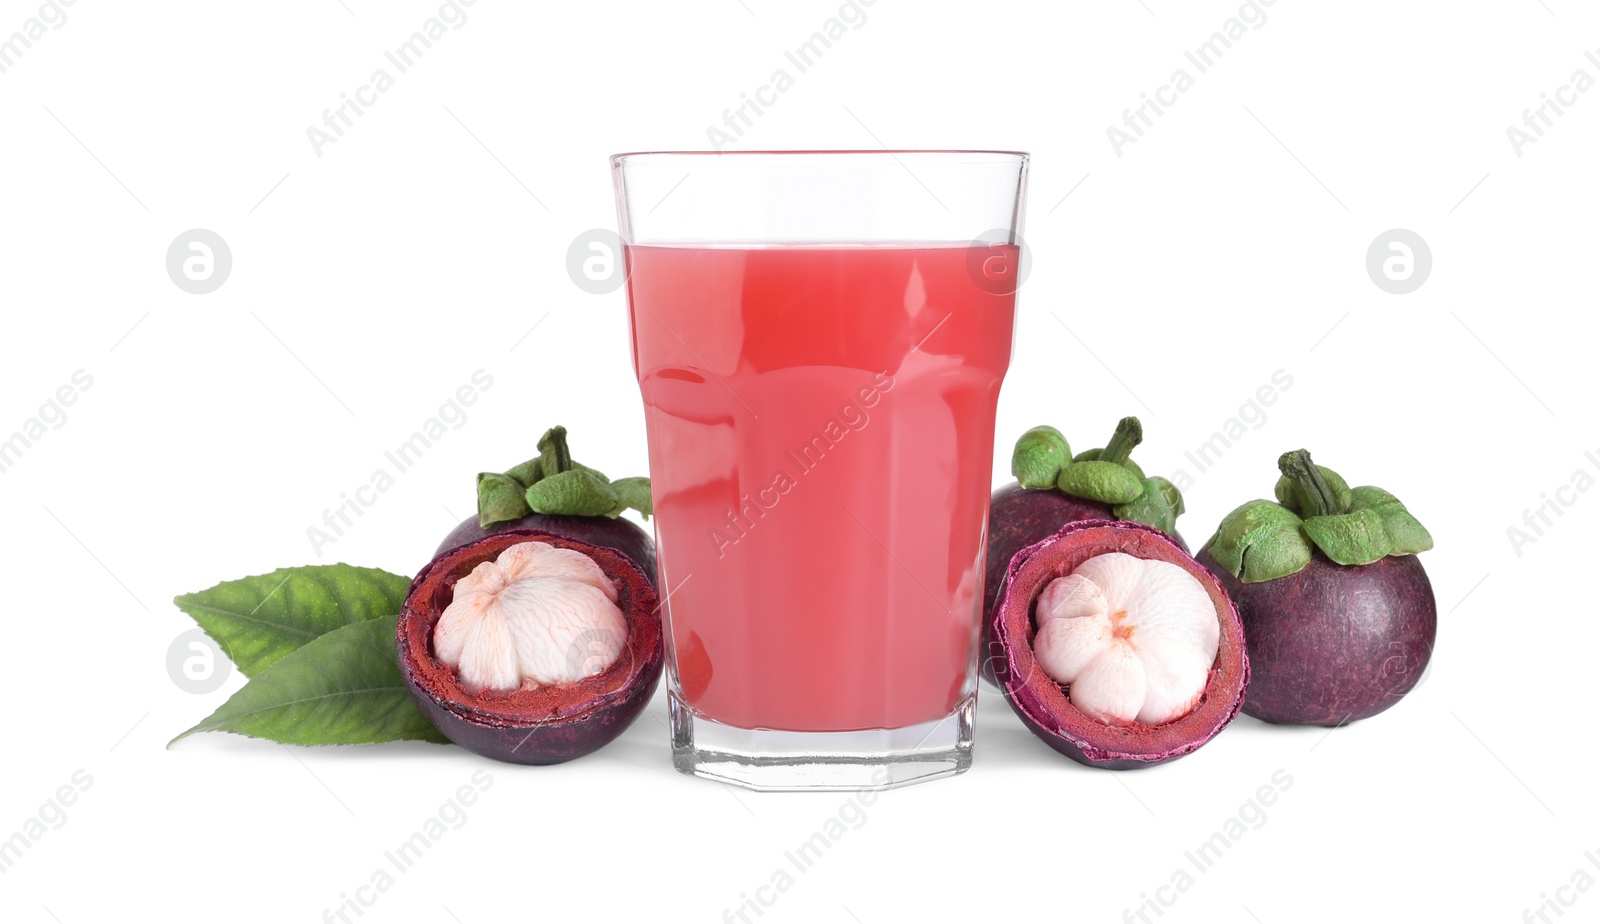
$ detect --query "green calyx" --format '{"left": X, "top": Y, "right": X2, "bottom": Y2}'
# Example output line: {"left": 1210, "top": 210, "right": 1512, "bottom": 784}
{"left": 475, "top": 425, "right": 651, "bottom": 527}
{"left": 1114, "top": 475, "right": 1185, "bottom": 536}
{"left": 1011, "top": 425, "right": 1071, "bottom": 488}
{"left": 1057, "top": 417, "right": 1149, "bottom": 506}
{"left": 1206, "top": 499, "right": 1312, "bottom": 584}
{"left": 1349, "top": 485, "right": 1432, "bottom": 555}
{"left": 1206, "top": 449, "right": 1433, "bottom": 584}
{"left": 1008, "top": 417, "right": 1184, "bottom": 535}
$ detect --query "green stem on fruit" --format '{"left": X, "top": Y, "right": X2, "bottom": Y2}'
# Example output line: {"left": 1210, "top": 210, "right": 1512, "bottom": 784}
{"left": 1278, "top": 449, "right": 1346, "bottom": 518}
{"left": 478, "top": 425, "right": 653, "bottom": 523}
{"left": 1099, "top": 417, "right": 1143, "bottom": 467}
{"left": 538, "top": 426, "right": 573, "bottom": 477}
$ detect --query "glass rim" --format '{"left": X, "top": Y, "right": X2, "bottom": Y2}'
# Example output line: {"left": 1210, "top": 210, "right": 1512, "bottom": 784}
{"left": 612, "top": 149, "right": 1029, "bottom": 166}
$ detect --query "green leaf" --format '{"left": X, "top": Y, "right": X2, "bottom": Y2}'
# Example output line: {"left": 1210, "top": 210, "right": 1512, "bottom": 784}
{"left": 1302, "top": 508, "right": 1391, "bottom": 566}
{"left": 526, "top": 469, "right": 620, "bottom": 517}
{"left": 477, "top": 471, "right": 532, "bottom": 527}
{"left": 1208, "top": 500, "right": 1313, "bottom": 583}
{"left": 173, "top": 565, "right": 411, "bottom": 677}
{"left": 1057, "top": 460, "right": 1144, "bottom": 504}
{"left": 1011, "top": 425, "right": 1071, "bottom": 489}
{"left": 170, "top": 616, "right": 448, "bottom": 747}
{"left": 610, "top": 476, "right": 652, "bottom": 519}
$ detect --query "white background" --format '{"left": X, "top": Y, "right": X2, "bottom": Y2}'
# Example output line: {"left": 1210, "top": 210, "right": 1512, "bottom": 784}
{"left": 2, "top": 1, "right": 1596, "bottom": 922}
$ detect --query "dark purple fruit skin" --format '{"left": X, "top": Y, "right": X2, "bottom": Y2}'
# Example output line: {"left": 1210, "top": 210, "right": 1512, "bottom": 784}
{"left": 1195, "top": 547, "right": 1435, "bottom": 726}
{"left": 399, "top": 529, "right": 663, "bottom": 765}
{"left": 992, "top": 520, "right": 1248, "bottom": 770}
{"left": 437, "top": 513, "right": 657, "bottom": 589}
{"left": 981, "top": 484, "right": 1185, "bottom": 684}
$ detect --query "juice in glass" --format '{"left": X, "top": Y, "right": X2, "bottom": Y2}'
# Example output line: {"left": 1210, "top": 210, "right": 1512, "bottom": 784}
{"left": 627, "top": 244, "right": 1018, "bottom": 732}
{"left": 614, "top": 149, "right": 1028, "bottom": 790}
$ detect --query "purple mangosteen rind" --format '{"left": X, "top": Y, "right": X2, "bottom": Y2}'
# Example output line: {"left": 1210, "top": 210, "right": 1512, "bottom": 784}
{"left": 436, "top": 513, "right": 657, "bottom": 588}
{"left": 981, "top": 485, "right": 1183, "bottom": 686}
{"left": 1196, "top": 547, "right": 1436, "bottom": 726}
{"left": 983, "top": 485, "right": 1116, "bottom": 617}
{"left": 1197, "top": 449, "right": 1438, "bottom": 726}
{"left": 981, "top": 418, "right": 1188, "bottom": 686}
{"left": 990, "top": 519, "right": 1249, "bottom": 770}
{"left": 398, "top": 528, "right": 664, "bottom": 765}
{"left": 984, "top": 485, "right": 1190, "bottom": 616}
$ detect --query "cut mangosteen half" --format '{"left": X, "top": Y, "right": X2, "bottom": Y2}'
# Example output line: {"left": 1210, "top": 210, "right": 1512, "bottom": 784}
{"left": 991, "top": 519, "right": 1248, "bottom": 769}
{"left": 398, "top": 528, "right": 663, "bottom": 765}
{"left": 981, "top": 419, "right": 1188, "bottom": 686}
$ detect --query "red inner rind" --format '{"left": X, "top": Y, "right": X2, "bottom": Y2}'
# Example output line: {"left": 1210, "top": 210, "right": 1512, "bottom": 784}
{"left": 996, "top": 520, "right": 1249, "bottom": 765}
{"left": 398, "top": 529, "right": 662, "bottom": 729}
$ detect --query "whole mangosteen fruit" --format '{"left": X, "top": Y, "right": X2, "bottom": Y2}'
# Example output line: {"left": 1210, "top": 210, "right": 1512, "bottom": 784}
{"left": 436, "top": 425, "right": 657, "bottom": 586}
{"left": 990, "top": 519, "right": 1248, "bottom": 769}
{"left": 398, "top": 528, "right": 663, "bottom": 764}
{"left": 983, "top": 418, "right": 1188, "bottom": 683}
{"left": 1196, "top": 449, "right": 1436, "bottom": 726}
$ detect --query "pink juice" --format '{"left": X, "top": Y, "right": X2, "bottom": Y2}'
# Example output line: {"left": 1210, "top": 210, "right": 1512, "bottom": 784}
{"left": 626, "top": 244, "right": 1017, "bottom": 732}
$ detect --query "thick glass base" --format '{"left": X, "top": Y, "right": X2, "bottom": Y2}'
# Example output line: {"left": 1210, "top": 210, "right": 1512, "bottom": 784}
{"left": 669, "top": 691, "right": 975, "bottom": 792}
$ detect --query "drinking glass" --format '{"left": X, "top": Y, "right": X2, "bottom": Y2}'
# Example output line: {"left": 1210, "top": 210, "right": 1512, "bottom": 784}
{"left": 613, "top": 150, "right": 1028, "bottom": 790}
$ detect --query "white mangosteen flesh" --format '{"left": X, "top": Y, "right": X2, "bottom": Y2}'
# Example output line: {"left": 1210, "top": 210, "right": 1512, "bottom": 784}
{"left": 1032, "top": 552, "right": 1219, "bottom": 726}
{"left": 433, "top": 540, "right": 628, "bottom": 693}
